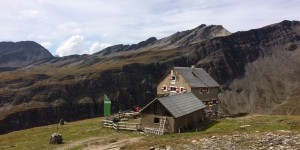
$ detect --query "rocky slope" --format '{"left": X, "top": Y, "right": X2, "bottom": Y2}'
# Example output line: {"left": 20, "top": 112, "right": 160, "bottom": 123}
{"left": 0, "top": 20, "right": 300, "bottom": 134}
{"left": 0, "top": 41, "right": 54, "bottom": 71}
{"left": 156, "top": 132, "right": 300, "bottom": 150}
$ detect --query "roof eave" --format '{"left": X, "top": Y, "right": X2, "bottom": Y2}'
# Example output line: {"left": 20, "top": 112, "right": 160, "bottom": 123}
{"left": 190, "top": 85, "right": 220, "bottom": 88}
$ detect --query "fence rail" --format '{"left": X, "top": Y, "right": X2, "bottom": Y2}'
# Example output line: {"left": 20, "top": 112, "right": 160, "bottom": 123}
{"left": 102, "top": 120, "right": 141, "bottom": 131}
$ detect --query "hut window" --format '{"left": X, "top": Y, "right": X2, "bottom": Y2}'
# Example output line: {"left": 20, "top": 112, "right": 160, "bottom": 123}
{"left": 170, "top": 86, "right": 177, "bottom": 93}
{"left": 170, "top": 75, "right": 176, "bottom": 81}
{"left": 154, "top": 118, "right": 160, "bottom": 124}
{"left": 180, "top": 87, "right": 186, "bottom": 93}
{"left": 212, "top": 99, "right": 218, "bottom": 104}
{"left": 200, "top": 88, "right": 209, "bottom": 94}
{"left": 204, "top": 100, "right": 209, "bottom": 105}
{"left": 161, "top": 85, "right": 167, "bottom": 91}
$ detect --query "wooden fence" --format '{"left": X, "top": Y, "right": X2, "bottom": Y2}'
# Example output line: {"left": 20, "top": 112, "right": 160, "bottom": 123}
{"left": 102, "top": 120, "right": 141, "bottom": 131}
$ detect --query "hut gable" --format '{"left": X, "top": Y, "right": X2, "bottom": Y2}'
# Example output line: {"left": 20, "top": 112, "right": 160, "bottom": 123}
{"left": 140, "top": 100, "right": 172, "bottom": 117}
{"left": 157, "top": 66, "right": 220, "bottom": 96}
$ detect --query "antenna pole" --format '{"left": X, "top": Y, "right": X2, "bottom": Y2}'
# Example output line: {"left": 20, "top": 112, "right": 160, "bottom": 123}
{"left": 56, "top": 103, "right": 59, "bottom": 133}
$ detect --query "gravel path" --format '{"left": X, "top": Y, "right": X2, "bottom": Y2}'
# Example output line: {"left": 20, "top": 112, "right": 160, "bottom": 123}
{"left": 150, "top": 131, "right": 300, "bottom": 150}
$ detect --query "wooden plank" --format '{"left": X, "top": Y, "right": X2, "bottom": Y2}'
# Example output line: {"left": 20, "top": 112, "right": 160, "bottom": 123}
{"left": 118, "top": 122, "right": 140, "bottom": 125}
{"left": 103, "top": 120, "right": 114, "bottom": 123}
{"left": 102, "top": 120, "right": 140, "bottom": 131}
{"left": 103, "top": 123, "right": 113, "bottom": 125}
{"left": 118, "top": 127, "right": 137, "bottom": 131}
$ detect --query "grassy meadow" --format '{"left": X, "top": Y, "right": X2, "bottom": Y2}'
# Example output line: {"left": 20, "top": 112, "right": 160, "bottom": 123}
{"left": 1, "top": 115, "right": 300, "bottom": 150}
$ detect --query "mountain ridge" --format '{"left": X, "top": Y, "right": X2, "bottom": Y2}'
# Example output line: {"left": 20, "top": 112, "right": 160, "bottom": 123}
{"left": 94, "top": 24, "right": 231, "bottom": 57}
{"left": 0, "top": 20, "right": 299, "bottom": 134}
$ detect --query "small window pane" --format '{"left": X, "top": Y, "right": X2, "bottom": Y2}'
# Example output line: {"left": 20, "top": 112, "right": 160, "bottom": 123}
{"left": 163, "top": 85, "right": 167, "bottom": 91}
{"left": 171, "top": 75, "right": 176, "bottom": 80}
{"left": 170, "top": 87, "right": 177, "bottom": 91}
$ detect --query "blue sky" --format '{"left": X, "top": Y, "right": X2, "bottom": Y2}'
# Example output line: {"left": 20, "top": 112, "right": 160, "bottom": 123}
{"left": 0, "top": 0, "right": 299, "bottom": 56}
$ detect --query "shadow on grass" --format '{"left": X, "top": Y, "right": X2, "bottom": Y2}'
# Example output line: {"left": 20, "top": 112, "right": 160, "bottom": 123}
{"left": 179, "top": 120, "right": 220, "bottom": 133}
{"left": 196, "top": 120, "right": 220, "bottom": 132}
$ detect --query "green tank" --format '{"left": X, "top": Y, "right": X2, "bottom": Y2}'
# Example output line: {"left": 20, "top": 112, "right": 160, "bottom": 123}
{"left": 104, "top": 94, "right": 111, "bottom": 116}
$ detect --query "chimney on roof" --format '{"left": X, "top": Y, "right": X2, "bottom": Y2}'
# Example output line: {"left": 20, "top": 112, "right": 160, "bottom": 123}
{"left": 191, "top": 65, "right": 196, "bottom": 76}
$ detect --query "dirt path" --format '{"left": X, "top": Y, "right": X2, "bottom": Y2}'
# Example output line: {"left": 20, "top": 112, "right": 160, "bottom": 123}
{"left": 56, "top": 137, "right": 102, "bottom": 150}
{"left": 84, "top": 137, "right": 141, "bottom": 150}
{"left": 55, "top": 137, "right": 141, "bottom": 150}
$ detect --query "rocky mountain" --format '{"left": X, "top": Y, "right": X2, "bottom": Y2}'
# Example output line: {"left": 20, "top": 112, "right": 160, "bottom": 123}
{"left": 94, "top": 24, "right": 231, "bottom": 57}
{"left": 94, "top": 37, "right": 158, "bottom": 56}
{"left": 0, "top": 20, "right": 300, "bottom": 134}
{"left": 0, "top": 41, "right": 54, "bottom": 71}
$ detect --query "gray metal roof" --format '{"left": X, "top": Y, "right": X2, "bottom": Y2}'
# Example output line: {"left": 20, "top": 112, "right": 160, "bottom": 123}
{"left": 156, "top": 93, "right": 206, "bottom": 118}
{"left": 174, "top": 67, "right": 220, "bottom": 87}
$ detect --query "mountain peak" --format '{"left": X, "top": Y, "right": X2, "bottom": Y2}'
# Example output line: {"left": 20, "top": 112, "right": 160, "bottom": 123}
{"left": 159, "top": 24, "right": 231, "bottom": 47}
{"left": 195, "top": 24, "right": 207, "bottom": 29}
{"left": 279, "top": 20, "right": 300, "bottom": 25}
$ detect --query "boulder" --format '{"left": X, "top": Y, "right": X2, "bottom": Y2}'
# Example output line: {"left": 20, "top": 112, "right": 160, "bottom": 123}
{"left": 49, "top": 133, "right": 63, "bottom": 144}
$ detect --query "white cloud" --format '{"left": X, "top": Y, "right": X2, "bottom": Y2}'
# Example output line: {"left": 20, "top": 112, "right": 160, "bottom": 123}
{"left": 89, "top": 42, "right": 111, "bottom": 54}
{"left": 40, "top": 42, "right": 52, "bottom": 49}
{"left": 55, "top": 36, "right": 111, "bottom": 56}
{"left": 55, "top": 35, "right": 84, "bottom": 57}
{"left": 57, "top": 22, "right": 82, "bottom": 34}
{"left": 9, "top": 10, "right": 48, "bottom": 20}
{"left": 20, "top": 10, "right": 42, "bottom": 18}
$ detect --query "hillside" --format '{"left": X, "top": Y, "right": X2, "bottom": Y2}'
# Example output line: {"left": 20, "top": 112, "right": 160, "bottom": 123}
{"left": 1, "top": 115, "right": 300, "bottom": 150}
{"left": 0, "top": 20, "right": 300, "bottom": 134}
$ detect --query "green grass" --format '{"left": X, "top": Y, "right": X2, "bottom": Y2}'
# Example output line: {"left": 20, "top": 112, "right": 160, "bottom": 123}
{"left": 204, "top": 115, "right": 300, "bottom": 133}
{"left": 0, "top": 117, "right": 138, "bottom": 150}
{"left": 1, "top": 115, "right": 300, "bottom": 150}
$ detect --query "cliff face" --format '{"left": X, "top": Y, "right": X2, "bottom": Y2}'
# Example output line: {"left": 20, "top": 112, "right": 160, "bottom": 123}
{"left": 192, "top": 20, "right": 300, "bottom": 114}
{"left": 0, "top": 20, "right": 300, "bottom": 134}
